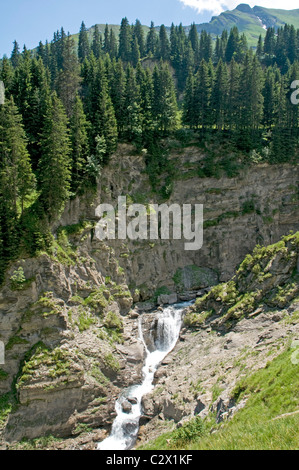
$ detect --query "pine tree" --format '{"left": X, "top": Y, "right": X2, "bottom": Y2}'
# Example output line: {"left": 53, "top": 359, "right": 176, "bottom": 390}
{"left": 70, "top": 95, "right": 90, "bottom": 191}
{"left": 104, "top": 24, "right": 110, "bottom": 54}
{"left": 170, "top": 23, "right": 191, "bottom": 91}
{"left": 248, "top": 56, "right": 264, "bottom": 133}
{"left": 264, "top": 27, "right": 275, "bottom": 66}
{"left": 110, "top": 59, "right": 126, "bottom": 135}
{"left": 133, "top": 19, "right": 145, "bottom": 58}
{"left": 50, "top": 28, "right": 66, "bottom": 72}
{"left": 103, "top": 26, "right": 117, "bottom": 57}
{"left": 189, "top": 23, "right": 199, "bottom": 57}
{"left": 227, "top": 57, "right": 240, "bottom": 131}
{"left": 131, "top": 35, "right": 140, "bottom": 67}
{"left": 256, "top": 35, "right": 263, "bottom": 61}
{"left": 152, "top": 62, "right": 178, "bottom": 133}
{"left": 271, "top": 76, "right": 289, "bottom": 161}
{"left": 199, "top": 31, "right": 212, "bottom": 62}
{"left": 56, "top": 34, "right": 81, "bottom": 117}
{"left": 225, "top": 27, "right": 240, "bottom": 63}
{"left": 123, "top": 65, "right": 142, "bottom": 143}
{"left": 183, "top": 72, "right": 196, "bottom": 128}
{"left": 238, "top": 53, "right": 264, "bottom": 147}
{"left": 92, "top": 25, "right": 102, "bottom": 59}
{"left": 212, "top": 59, "right": 229, "bottom": 130}
{"left": 158, "top": 25, "right": 170, "bottom": 60}
{"left": 0, "top": 57, "right": 14, "bottom": 94}
{"left": 11, "top": 48, "right": 33, "bottom": 138}
{"left": 24, "top": 57, "right": 51, "bottom": 169}
{"left": 37, "top": 41, "right": 46, "bottom": 63}
{"left": 193, "top": 59, "right": 212, "bottom": 132}
{"left": 38, "top": 93, "right": 71, "bottom": 217}
{"left": 136, "top": 63, "right": 154, "bottom": 140}
{"left": 43, "top": 40, "right": 52, "bottom": 70}
{"left": 275, "top": 27, "right": 287, "bottom": 69}
{"left": 84, "top": 58, "right": 118, "bottom": 160}
{"left": 146, "top": 21, "right": 158, "bottom": 57}
{"left": 262, "top": 67, "right": 276, "bottom": 129}
{"left": 109, "top": 29, "right": 118, "bottom": 58}
{"left": 78, "top": 21, "right": 90, "bottom": 63}
{"left": 287, "top": 25, "right": 297, "bottom": 64}
{"left": 11, "top": 40, "right": 21, "bottom": 68}
{"left": 119, "top": 17, "right": 132, "bottom": 62}
{"left": 0, "top": 96, "right": 35, "bottom": 216}
{"left": 0, "top": 96, "right": 35, "bottom": 273}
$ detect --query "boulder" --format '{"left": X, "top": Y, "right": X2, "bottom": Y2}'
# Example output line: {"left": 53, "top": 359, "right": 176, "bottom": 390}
{"left": 174, "top": 265, "right": 218, "bottom": 292}
{"left": 157, "top": 293, "right": 178, "bottom": 305}
{"left": 121, "top": 400, "right": 132, "bottom": 414}
{"left": 127, "top": 397, "right": 138, "bottom": 405}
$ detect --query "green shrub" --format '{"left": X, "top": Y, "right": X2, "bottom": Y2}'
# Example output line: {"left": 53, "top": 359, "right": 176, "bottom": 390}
{"left": 103, "top": 311, "right": 123, "bottom": 331}
{"left": 170, "top": 416, "right": 205, "bottom": 445}
{"left": 10, "top": 267, "right": 27, "bottom": 290}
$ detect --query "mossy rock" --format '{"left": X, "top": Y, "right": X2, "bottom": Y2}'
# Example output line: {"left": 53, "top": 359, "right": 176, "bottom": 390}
{"left": 173, "top": 265, "right": 218, "bottom": 292}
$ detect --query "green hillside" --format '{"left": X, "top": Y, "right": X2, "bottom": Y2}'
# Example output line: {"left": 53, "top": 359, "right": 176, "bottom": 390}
{"left": 192, "top": 4, "right": 299, "bottom": 46}
{"left": 75, "top": 5, "right": 299, "bottom": 50}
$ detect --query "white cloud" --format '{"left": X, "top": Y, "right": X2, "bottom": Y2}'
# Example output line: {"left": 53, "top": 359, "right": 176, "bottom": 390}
{"left": 179, "top": 0, "right": 299, "bottom": 16}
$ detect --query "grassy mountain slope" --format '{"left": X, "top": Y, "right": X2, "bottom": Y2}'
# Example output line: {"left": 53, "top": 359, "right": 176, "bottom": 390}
{"left": 140, "top": 347, "right": 299, "bottom": 450}
{"left": 64, "top": 5, "right": 299, "bottom": 51}
{"left": 194, "top": 4, "right": 299, "bottom": 46}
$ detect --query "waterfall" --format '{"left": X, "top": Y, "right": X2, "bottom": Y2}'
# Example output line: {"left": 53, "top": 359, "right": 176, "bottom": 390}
{"left": 97, "top": 301, "right": 191, "bottom": 451}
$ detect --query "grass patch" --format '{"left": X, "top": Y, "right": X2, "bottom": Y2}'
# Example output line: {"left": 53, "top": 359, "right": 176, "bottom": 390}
{"left": 16, "top": 343, "right": 71, "bottom": 389}
{"left": 139, "top": 346, "right": 299, "bottom": 450}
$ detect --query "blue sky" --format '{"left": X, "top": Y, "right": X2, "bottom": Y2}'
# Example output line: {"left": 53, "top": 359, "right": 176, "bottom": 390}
{"left": 0, "top": 0, "right": 207, "bottom": 57}
{"left": 0, "top": 0, "right": 298, "bottom": 57}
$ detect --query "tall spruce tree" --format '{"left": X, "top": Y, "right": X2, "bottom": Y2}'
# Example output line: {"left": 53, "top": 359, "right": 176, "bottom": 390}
{"left": 119, "top": 18, "right": 132, "bottom": 62}
{"left": 133, "top": 19, "right": 145, "bottom": 58}
{"left": 92, "top": 25, "right": 102, "bottom": 59}
{"left": 0, "top": 96, "right": 35, "bottom": 216}
{"left": 123, "top": 65, "right": 142, "bottom": 143}
{"left": 158, "top": 25, "right": 170, "bottom": 61}
{"left": 11, "top": 40, "right": 21, "bottom": 68}
{"left": 56, "top": 34, "right": 81, "bottom": 117}
{"left": 70, "top": 95, "right": 90, "bottom": 191}
{"left": 110, "top": 59, "right": 126, "bottom": 135}
{"left": 227, "top": 57, "right": 241, "bottom": 131}
{"left": 193, "top": 59, "right": 212, "bottom": 132}
{"left": 183, "top": 72, "right": 196, "bottom": 128}
{"left": 83, "top": 57, "right": 118, "bottom": 160}
{"left": 78, "top": 21, "right": 90, "bottom": 63}
{"left": 38, "top": 93, "right": 71, "bottom": 217}
{"left": 225, "top": 27, "right": 240, "bottom": 63}
{"left": 152, "top": 62, "right": 178, "bottom": 133}
{"left": 146, "top": 21, "right": 158, "bottom": 57}
{"left": 212, "top": 59, "right": 229, "bottom": 130}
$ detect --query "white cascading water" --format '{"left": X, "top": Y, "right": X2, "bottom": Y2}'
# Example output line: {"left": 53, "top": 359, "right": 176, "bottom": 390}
{"left": 97, "top": 301, "right": 191, "bottom": 451}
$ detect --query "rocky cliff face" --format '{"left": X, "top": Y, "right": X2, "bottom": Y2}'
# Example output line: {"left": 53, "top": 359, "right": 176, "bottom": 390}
{"left": 137, "top": 233, "right": 299, "bottom": 446}
{"left": 0, "top": 251, "right": 145, "bottom": 447}
{"left": 0, "top": 143, "right": 298, "bottom": 449}
{"left": 61, "top": 144, "right": 299, "bottom": 292}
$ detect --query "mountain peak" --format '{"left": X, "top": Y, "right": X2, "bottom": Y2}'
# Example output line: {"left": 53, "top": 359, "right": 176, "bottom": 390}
{"left": 235, "top": 4, "right": 253, "bottom": 14}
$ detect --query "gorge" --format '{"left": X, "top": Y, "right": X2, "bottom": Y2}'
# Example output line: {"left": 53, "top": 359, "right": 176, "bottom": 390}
{"left": 0, "top": 143, "right": 298, "bottom": 450}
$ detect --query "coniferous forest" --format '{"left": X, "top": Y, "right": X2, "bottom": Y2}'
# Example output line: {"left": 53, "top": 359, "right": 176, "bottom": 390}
{"left": 1, "top": 19, "right": 299, "bottom": 282}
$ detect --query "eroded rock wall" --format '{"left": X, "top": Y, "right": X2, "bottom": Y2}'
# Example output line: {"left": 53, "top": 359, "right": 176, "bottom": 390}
{"left": 0, "top": 143, "right": 298, "bottom": 447}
